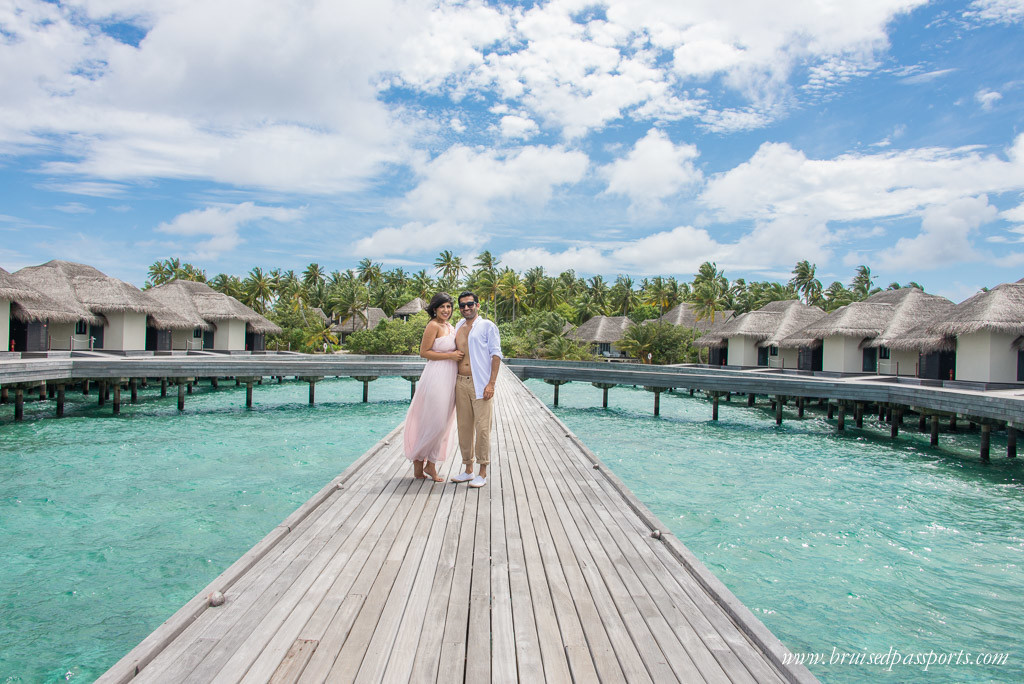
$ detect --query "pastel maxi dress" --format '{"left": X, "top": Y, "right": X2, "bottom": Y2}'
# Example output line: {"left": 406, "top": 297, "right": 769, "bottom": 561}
{"left": 403, "top": 323, "right": 458, "bottom": 463}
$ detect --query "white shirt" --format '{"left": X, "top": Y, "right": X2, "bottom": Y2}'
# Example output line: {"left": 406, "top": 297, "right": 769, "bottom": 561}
{"left": 455, "top": 317, "right": 503, "bottom": 399}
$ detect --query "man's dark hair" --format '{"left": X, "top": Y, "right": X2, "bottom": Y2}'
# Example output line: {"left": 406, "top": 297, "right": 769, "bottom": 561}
{"left": 458, "top": 291, "right": 478, "bottom": 305}
{"left": 425, "top": 292, "right": 453, "bottom": 319}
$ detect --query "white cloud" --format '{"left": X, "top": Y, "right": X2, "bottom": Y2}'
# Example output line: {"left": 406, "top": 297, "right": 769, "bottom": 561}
{"left": 600, "top": 129, "right": 702, "bottom": 210}
{"left": 898, "top": 68, "right": 957, "bottom": 84}
{"left": 499, "top": 245, "right": 614, "bottom": 274}
{"left": 498, "top": 115, "right": 540, "bottom": 139}
{"left": 964, "top": 0, "right": 1024, "bottom": 24}
{"left": 54, "top": 202, "right": 95, "bottom": 214}
{"left": 155, "top": 202, "right": 304, "bottom": 260}
{"left": 975, "top": 88, "right": 1002, "bottom": 110}
{"left": 401, "top": 144, "right": 588, "bottom": 223}
{"left": 352, "top": 221, "right": 483, "bottom": 257}
{"left": 876, "top": 196, "right": 995, "bottom": 270}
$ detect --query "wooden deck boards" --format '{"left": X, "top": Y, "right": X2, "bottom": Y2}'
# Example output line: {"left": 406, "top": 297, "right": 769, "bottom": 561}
{"left": 99, "top": 366, "right": 816, "bottom": 684}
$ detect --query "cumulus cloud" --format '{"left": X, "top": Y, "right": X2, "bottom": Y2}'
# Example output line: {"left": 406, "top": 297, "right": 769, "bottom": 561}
{"left": 155, "top": 202, "right": 304, "bottom": 260}
{"left": 600, "top": 129, "right": 702, "bottom": 210}
{"left": 876, "top": 196, "right": 995, "bottom": 269}
{"left": 401, "top": 144, "right": 588, "bottom": 223}
{"left": 353, "top": 221, "right": 484, "bottom": 257}
{"left": 498, "top": 115, "right": 540, "bottom": 139}
{"left": 964, "top": 0, "right": 1024, "bottom": 24}
{"left": 499, "top": 245, "right": 614, "bottom": 274}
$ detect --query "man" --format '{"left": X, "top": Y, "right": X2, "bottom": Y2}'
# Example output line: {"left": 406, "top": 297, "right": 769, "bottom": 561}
{"left": 450, "top": 290, "right": 502, "bottom": 488}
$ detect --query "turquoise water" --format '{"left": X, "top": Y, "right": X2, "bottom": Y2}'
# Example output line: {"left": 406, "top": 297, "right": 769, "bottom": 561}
{"left": 0, "top": 377, "right": 410, "bottom": 683}
{"left": 525, "top": 380, "right": 1024, "bottom": 683}
{"left": 3, "top": 376, "right": 1023, "bottom": 683}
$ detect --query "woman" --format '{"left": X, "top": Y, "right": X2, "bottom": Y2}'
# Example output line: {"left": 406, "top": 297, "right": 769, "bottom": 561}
{"left": 404, "top": 292, "right": 464, "bottom": 480}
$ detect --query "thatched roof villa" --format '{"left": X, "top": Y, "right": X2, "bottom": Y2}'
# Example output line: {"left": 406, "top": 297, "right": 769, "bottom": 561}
{"left": 393, "top": 297, "right": 429, "bottom": 321}
{"left": 780, "top": 288, "right": 956, "bottom": 375}
{"left": 144, "top": 280, "right": 282, "bottom": 352}
{"left": 696, "top": 299, "right": 826, "bottom": 369}
{"left": 12, "top": 260, "right": 160, "bottom": 352}
{"left": 567, "top": 315, "right": 632, "bottom": 357}
{"left": 332, "top": 307, "right": 388, "bottom": 342}
{"left": 915, "top": 280, "right": 1024, "bottom": 383}
{"left": 1, "top": 267, "right": 80, "bottom": 353}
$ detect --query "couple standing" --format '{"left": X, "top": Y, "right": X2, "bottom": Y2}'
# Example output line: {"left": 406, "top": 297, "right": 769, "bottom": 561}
{"left": 403, "top": 291, "right": 502, "bottom": 488}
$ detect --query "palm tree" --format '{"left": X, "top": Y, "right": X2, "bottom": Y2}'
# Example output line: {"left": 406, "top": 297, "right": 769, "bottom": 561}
{"left": 523, "top": 266, "right": 545, "bottom": 309}
{"left": 434, "top": 250, "right": 465, "bottom": 287}
{"left": 823, "top": 281, "right": 854, "bottom": 311}
{"left": 303, "top": 263, "right": 326, "bottom": 290}
{"left": 498, "top": 268, "right": 527, "bottom": 322}
{"left": 243, "top": 267, "right": 275, "bottom": 314}
{"left": 329, "top": 280, "right": 370, "bottom": 330}
{"left": 617, "top": 323, "right": 658, "bottom": 363}
{"left": 147, "top": 260, "right": 172, "bottom": 287}
{"left": 572, "top": 291, "right": 604, "bottom": 324}
{"left": 474, "top": 268, "right": 500, "bottom": 321}
{"left": 850, "top": 265, "right": 879, "bottom": 300}
{"left": 692, "top": 281, "right": 726, "bottom": 326}
{"left": 535, "top": 276, "right": 563, "bottom": 312}
{"left": 410, "top": 270, "right": 435, "bottom": 300}
{"left": 210, "top": 273, "right": 244, "bottom": 299}
{"left": 644, "top": 276, "right": 672, "bottom": 316}
{"left": 610, "top": 275, "right": 639, "bottom": 316}
{"left": 356, "top": 258, "right": 382, "bottom": 287}
{"left": 474, "top": 250, "right": 500, "bottom": 274}
{"left": 304, "top": 323, "right": 338, "bottom": 351}
{"left": 789, "top": 260, "right": 822, "bottom": 306}
{"left": 588, "top": 275, "right": 609, "bottom": 309}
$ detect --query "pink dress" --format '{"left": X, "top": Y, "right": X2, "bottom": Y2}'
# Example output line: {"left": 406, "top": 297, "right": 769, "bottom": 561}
{"left": 403, "top": 323, "right": 457, "bottom": 463}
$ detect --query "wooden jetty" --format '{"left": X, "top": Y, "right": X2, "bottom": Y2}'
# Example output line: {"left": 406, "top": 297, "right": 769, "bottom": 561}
{"left": 97, "top": 366, "right": 816, "bottom": 684}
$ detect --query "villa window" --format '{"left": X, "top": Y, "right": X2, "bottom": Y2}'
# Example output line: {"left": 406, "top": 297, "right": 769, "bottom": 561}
{"left": 193, "top": 327, "right": 203, "bottom": 338}
{"left": 769, "top": 346, "right": 779, "bottom": 357}
{"left": 75, "top": 321, "right": 87, "bottom": 335}
{"left": 878, "top": 346, "right": 891, "bottom": 360}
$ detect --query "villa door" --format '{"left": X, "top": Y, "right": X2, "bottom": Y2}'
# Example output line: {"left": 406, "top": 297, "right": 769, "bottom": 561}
{"left": 862, "top": 347, "right": 877, "bottom": 373}
{"left": 1018, "top": 350, "right": 1024, "bottom": 382}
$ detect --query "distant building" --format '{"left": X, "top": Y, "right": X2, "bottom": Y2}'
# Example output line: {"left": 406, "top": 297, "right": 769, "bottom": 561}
{"left": 696, "top": 300, "right": 825, "bottom": 369}
{"left": 333, "top": 307, "right": 388, "bottom": 343}
{"left": 567, "top": 315, "right": 631, "bottom": 357}
{"left": 393, "top": 297, "right": 429, "bottom": 321}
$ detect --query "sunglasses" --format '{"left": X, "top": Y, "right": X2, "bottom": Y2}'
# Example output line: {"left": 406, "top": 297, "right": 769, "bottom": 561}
{"left": 458, "top": 301, "right": 477, "bottom": 309}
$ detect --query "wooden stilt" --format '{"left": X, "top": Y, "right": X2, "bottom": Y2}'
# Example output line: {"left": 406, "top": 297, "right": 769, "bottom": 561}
{"left": 98, "top": 381, "right": 106, "bottom": 407}
{"left": 362, "top": 381, "right": 369, "bottom": 403}
{"left": 603, "top": 387, "right": 609, "bottom": 408}
{"left": 1008, "top": 427, "right": 1017, "bottom": 458}
{"left": 878, "top": 404, "right": 885, "bottom": 420}
{"left": 890, "top": 408, "right": 901, "bottom": 438}
{"left": 113, "top": 383, "right": 121, "bottom": 415}
{"left": 178, "top": 381, "right": 186, "bottom": 411}
{"left": 82, "top": 379, "right": 89, "bottom": 396}
{"left": 930, "top": 415, "right": 939, "bottom": 447}
{"left": 161, "top": 378, "right": 168, "bottom": 397}
{"left": 187, "top": 381, "right": 193, "bottom": 395}
{"left": 827, "top": 403, "right": 834, "bottom": 419}
{"left": 14, "top": 388, "right": 24, "bottom": 421}
{"left": 654, "top": 390, "right": 660, "bottom": 417}
{"left": 0, "top": 387, "right": 7, "bottom": 404}
{"left": 211, "top": 377, "right": 219, "bottom": 389}
{"left": 747, "top": 393, "right": 755, "bottom": 407}
{"left": 918, "top": 413, "right": 926, "bottom": 432}
{"left": 712, "top": 393, "right": 719, "bottom": 421}
{"left": 246, "top": 381, "right": 254, "bottom": 408}
{"left": 553, "top": 383, "right": 560, "bottom": 407}
{"left": 56, "top": 385, "right": 65, "bottom": 418}
{"left": 130, "top": 378, "right": 138, "bottom": 404}
{"left": 38, "top": 383, "right": 45, "bottom": 401}
{"left": 775, "top": 396, "right": 783, "bottom": 426}
{"left": 47, "top": 383, "right": 54, "bottom": 399}
{"left": 949, "top": 415, "right": 957, "bottom": 432}
{"left": 980, "top": 424, "right": 991, "bottom": 462}
{"left": 797, "top": 397, "right": 804, "bottom": 418}
{"left": 855, "top": 403, "right": 864, "bottom": 428}
{"left": 837, "top": 403, "right": 845, "bottom": 431}
{"left": 411, "top": 381, "right": 416, "bottom": 399}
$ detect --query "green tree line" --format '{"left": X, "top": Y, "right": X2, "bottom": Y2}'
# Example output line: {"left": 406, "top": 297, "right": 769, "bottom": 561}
{"left": 145, "top": 253, "right": 919, "bottom": 360}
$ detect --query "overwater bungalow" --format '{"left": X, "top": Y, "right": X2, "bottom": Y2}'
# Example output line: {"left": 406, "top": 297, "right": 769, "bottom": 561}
{"left": 781, "top": 288, "right": 956, "bottom": 375}
{"left": 1, "top": 267, "right": 79, "bottom": 353}
{"left": 567, "top": 314, "right": 631, "bottom": 357}
{"left": 392, "top": 297, "right": 428, "bottom": 321}
{"left": 144, "top": 280, "right": 282, "bottom": 352}
{"left": 12, "top": 260, "right": 158, "bottom": 353}
{"left": 332, "top": 307, "right": 388, "bottom": 343}
{"left": 696, "top": 299, "right": 826, "bottom": 369}
{"left": 919, "top": 280, "right": 1024, "bottom": 384}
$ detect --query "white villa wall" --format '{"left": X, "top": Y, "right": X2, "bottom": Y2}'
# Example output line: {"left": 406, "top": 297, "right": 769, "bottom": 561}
{"left": 0, "top": 299, "right": 9, "bottom": 352}
{"left": 48, "top": 321, "right": 88, "bottom": 350}
{"left": 823, "top": 336, "right": 864, "bottom": 373}
{"left": 103, "top": 311, "right": 146, "bottom": 351}
{"left": 778, "top": 347, "right": 799, "bottom": 370}
{"left": 214, "top": 319, "right": 247, "bottom": 351}
{"left": 956, "top": 330, "right": 1018, "bottom": 383}
{"left": 891, "top": 349, "right": 919, "bottom": 376}
{"left": 172, "top": 328, "right": 202, "bottom": 350}
{"left": 727, "top": 336, "right": 760, "bottom": 366}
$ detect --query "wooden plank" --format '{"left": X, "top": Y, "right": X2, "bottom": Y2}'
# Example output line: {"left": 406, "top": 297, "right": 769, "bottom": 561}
{"left": 268, "top": 639, "right": 318, "bottom": 684}
{"left": 487, "top": 408, "right": 518, "bottom": 683}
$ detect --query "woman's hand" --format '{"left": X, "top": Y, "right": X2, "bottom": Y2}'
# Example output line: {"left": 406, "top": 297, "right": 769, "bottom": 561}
{"left": 450, "top": 350, "right": 465, "bottom": 361}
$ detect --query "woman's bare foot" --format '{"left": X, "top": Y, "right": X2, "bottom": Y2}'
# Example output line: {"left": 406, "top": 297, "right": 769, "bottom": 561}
{"left": 413, "top": 460, "right": 427, "bottom": 479}
{"left": 423, "top": 462, "right": 443, "bottom": 482}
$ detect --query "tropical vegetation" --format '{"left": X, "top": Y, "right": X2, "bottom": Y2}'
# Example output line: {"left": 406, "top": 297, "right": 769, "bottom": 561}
{"left": 144, "top": 254, "right": 916, "bottom": 360}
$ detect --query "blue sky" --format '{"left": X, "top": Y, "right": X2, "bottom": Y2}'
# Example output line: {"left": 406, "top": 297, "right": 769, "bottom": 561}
{"left": 1, "top": 0, "right": 1022, "bottom": 302}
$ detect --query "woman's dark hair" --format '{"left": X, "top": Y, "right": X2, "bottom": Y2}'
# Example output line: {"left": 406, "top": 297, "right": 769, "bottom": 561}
{"left": 425, "top": 292, "right": 454, "bottom": 319}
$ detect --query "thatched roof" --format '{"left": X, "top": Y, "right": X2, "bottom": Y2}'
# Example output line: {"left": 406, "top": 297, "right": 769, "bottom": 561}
{"left": 311, "top": 307, "right": 331, "bottom": 326}
{"left": 393, "top": 297, "right": 429, "bottom": 317}
{"left": 145, "top": 280, "right": 282, "bottom": 334}
{"left": 655, "top": 302, "right": 735, "bottom": 332}
{"left": 332, "top": 307, "right": 388, "bottom": 334}
{"left": 0, "top": 266, "right": 83, "bottom": 324}
{"left": 861, "top": 288, "right": 956, "bottom": 350}
{"left": 13, "top": 260, "right": 157, "bottom": 325}
{"left": 696, "top": 300, "right": 826, "bottom": 349}
{"left": 780, "top": 301, "right": 895, "bottom": 349}
{"left": 926, "top": 282, "right": 1024, "bottom": 338}
{"left": 567, "top": 315, "right": 631, "bottom": 344}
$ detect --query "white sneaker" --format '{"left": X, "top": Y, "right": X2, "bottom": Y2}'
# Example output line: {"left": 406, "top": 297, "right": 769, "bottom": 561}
{"left": 468, "top": 476, "right": 487, "bottom": 488}
{"left": 451, "top": 471, "right": 474, "bottom": 483}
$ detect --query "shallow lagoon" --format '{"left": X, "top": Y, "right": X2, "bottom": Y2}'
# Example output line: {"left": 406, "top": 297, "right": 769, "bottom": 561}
{"left": 1, "top": 375, "right": 1022, "bottom": 682}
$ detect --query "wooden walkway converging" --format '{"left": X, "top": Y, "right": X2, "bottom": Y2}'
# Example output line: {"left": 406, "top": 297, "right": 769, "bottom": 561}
{"left": 98, "top": 366, "right": 816, "bottom": 684}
